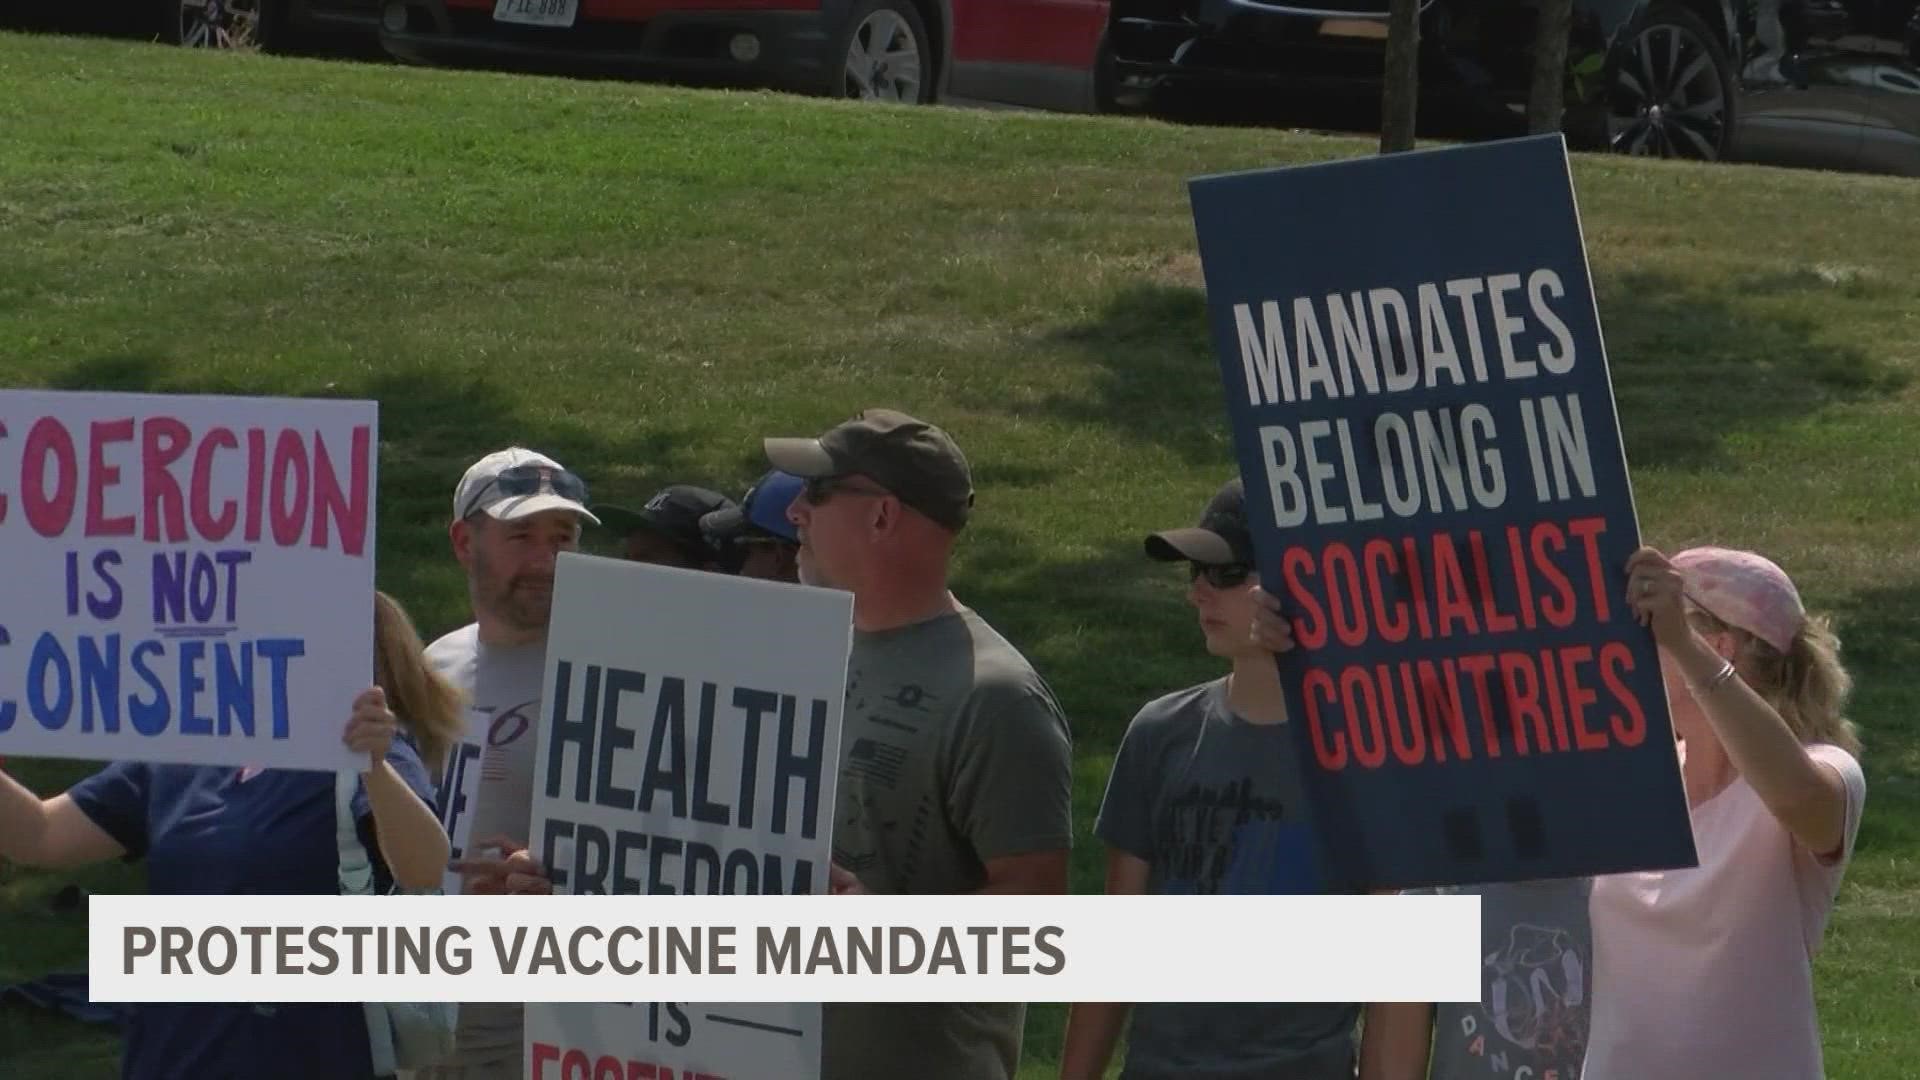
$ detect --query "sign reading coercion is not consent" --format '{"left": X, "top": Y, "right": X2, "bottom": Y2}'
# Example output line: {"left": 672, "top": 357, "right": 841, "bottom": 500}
{"left": 0, "top": 390, "right": 376, "bottom": 773}
{"left": 1187, "top": 134, "right": 1697, "bottom": 891}
{"left": 526, "top": 553, "right": 854, "bottom": 1079}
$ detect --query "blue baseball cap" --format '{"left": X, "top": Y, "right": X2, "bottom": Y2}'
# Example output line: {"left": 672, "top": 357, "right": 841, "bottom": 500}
{"left": 701, "top": 470, "right": 804, "bottom": 546}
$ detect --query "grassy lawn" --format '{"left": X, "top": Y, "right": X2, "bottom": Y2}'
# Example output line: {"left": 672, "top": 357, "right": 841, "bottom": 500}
{"left": 3, "top": 30, "right": 1917, "bottom": 1079}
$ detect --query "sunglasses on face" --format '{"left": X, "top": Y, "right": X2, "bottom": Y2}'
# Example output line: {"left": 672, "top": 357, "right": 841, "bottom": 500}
{"left": 461, "top": 464, "right": 590, "bottom": 521}
{"left": 1190, "top": 562, "right": 1253, "bottom": 590}
{"left": 802, "top": 474, "right": 891, "bottom": 505}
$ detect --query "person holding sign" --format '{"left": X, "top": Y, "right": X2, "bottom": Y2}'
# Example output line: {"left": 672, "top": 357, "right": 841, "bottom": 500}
{"left": 1250, "top": 543, "right": 1866, "bottom": 1079}
{"left": 1059, "top": 477, "right": 1365, "bottom": 1080}
{"left": 416, "top": 446, "right": 597, "bottom": 1079}
{"left": 1581, "top": 546, "right": 1867, "bottom": 1079}
{"left": 764, "top": 409, "right": 1076, "bottom": 1080}
{"left": 0, "top": 597, "right": 450, "bottom": 1080}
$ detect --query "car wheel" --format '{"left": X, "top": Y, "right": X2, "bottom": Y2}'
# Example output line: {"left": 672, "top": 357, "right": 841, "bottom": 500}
{"left": 1606, "top": 5, "right": 1737, "bottom": 161}
{"left": 834, "top": 0, "right": 933, "bottom": 104}
{"left": 167, "top": 0, "right": 284, "bottom": 49}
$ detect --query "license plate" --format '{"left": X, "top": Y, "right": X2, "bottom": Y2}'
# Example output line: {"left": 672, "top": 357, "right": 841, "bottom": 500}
{"left": 493, "top": 0, "right": 577, "bottom": 28}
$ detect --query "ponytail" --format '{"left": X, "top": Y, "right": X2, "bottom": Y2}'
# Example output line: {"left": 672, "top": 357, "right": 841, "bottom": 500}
{"left": 1696, "top": 608, "right": 1860, "bottom": 757}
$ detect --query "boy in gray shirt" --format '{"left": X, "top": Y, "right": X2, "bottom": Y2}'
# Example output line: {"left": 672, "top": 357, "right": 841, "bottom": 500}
{"left": 1059, "top": 478, "right": 1362, "bottom": 1080}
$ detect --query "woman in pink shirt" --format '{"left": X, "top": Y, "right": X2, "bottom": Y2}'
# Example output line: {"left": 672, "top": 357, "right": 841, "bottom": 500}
{"left": 1585, "top": 545, "right": 1868, "bottom": 1078}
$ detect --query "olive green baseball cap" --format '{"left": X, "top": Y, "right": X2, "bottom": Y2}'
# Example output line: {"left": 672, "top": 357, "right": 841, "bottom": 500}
{"left": 763, "top": 408, "right": 975, "bottom": 532}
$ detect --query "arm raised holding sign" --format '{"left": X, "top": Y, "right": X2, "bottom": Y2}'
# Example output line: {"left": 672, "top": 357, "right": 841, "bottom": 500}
{"left": 1583, "top": 545, "right": 1867, "bottom": 1079}
{"left": 0, "top": 590, "right": 454, "bottom": 1080}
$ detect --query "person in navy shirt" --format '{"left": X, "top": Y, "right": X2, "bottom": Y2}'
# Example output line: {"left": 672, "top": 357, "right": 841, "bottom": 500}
{"left": 0, "top": 592, "right": 455, "bottom": 1080}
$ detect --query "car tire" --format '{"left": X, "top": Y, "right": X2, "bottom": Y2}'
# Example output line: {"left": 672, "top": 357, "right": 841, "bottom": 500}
{"left": 1606, "top": 4, "right": 1738, "bottom": 162}
{"left": 162, "top": 0, "right": 290, "bottom": 51}
{"left": 830, "top": 0, "right": 935, "bottom": 104}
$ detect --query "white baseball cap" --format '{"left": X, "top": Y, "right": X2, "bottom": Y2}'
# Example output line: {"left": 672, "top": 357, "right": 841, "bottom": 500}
{"left": 451, "top": 447, "right": 600, "bottom": 525}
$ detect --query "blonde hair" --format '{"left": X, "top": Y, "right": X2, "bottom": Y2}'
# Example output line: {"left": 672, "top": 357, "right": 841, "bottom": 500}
{"left": 374, "top": 591, "right": 466, "bottom": 781}
{"left": 1688, "top": 607, "right": 1860, "bottom": 757}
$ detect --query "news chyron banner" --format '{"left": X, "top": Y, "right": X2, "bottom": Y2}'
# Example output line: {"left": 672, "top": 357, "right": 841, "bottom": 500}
{"left": 526, "top": 553, "right": 854, "bottom": 1079}
{"left": 0, "top": 390, "right": 375, "bottom": 773}
{"left": 1186, "top": 135, "right": 1696, "bottom": 891}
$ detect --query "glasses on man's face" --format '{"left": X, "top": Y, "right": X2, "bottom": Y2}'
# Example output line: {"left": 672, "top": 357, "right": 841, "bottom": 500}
{"left": 1190, "top": 562, "right": 1253, "bottom": 590}
{"left": 461, "top": 464, "right": 589, "bottom": 521}
{"left": 802, "top": 474, "right": 891, "bottom": 506}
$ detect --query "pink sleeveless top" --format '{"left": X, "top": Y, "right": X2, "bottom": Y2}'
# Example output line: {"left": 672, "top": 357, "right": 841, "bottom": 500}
{"left": 1585, "top": 743, "right": 1866, "bottom": 1079}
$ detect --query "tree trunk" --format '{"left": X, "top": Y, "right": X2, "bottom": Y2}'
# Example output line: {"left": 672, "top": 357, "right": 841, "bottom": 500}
{"left": 1528, "top": 0, "right": 1576, "bottom": 133}
{"left": 1380, "top": 0, "right": 1421, "bottom": 152}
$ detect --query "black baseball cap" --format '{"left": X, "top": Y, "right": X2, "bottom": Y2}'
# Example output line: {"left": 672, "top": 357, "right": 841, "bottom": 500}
{"left": 1144, "top": 478, "right": 1255, "bottom": 565}
{"left": 763, "top": 408, "right": 975, "bottom": 532}
{"left": 593, "top": 485, "right": 737, "bottom": 563}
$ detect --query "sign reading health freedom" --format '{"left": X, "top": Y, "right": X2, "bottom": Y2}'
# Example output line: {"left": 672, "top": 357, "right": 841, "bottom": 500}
{"left": 1187, "top": 135, "right": 1696, "bottom": 891}
{"left": 525, "top": 554, "right": 856, "bottom": 1078}
{"left": 0, "top": 390, "right": 376, "bottom": 773}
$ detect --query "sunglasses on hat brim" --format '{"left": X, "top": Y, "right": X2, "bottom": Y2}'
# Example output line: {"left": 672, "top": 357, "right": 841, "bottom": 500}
{"left": 462, "top": 464, "right": 590, "bottom": 521}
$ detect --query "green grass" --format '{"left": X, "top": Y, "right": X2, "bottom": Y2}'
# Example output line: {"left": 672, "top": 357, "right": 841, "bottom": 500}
{"left": 3, "top": 30, "right": 1918, "bottom": 1079}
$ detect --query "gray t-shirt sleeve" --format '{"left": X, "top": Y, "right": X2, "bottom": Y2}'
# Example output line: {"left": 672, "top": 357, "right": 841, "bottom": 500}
{"left": 945, "top": 672, "right": 1075, "bottom": 862}
{"left": 1093, "top": 702, "right": 1166, "bottom": 861}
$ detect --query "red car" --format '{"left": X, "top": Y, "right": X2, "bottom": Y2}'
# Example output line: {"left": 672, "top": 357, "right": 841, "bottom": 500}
{"left": 375, "top": 0, "right": 1114, "bottom": 111}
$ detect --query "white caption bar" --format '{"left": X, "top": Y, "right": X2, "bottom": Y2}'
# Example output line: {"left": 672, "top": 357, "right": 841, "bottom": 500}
{"left": 91, "top": 893, "right": 1479, "bottom": 1003}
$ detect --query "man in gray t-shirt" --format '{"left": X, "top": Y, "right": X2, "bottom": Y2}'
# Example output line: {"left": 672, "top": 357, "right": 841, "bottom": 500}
{"left": 1379, "top": 878, "right": 1593, "bottom": 1080}
{"left": 1061, "top": 478, "right": 1362, "bottom": 1080}
{"left": 414, "top": 446, "right": 597, "bottom": 1079}
{"left": 763, "top": 409, "right": 1075, "bottom": 1080}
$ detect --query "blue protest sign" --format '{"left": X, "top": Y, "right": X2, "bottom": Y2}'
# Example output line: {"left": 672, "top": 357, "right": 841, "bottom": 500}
{"left": 1187, "top": 135, "right": 1697, "bottom": 890}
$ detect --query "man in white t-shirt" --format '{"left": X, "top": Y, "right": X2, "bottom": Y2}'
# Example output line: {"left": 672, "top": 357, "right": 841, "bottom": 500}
{"left": 412, "top": 446, "right": 596, "bottom": 1079}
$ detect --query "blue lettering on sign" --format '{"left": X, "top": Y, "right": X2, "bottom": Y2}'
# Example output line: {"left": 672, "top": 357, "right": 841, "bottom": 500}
{"left": 0, "top": 624, "right": 12, "bottom": 732}
{"left": 435, "top": 741, "right": 482, "bottom": 859}
{"left": 0, "top": 632, "right": 304, "bottom": 740}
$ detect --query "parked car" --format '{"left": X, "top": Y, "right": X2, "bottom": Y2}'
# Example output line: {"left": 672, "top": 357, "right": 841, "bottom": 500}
{"left": 1106, "top": 0, "right": 1920, "bottom": 175}
{"left": 147, "top": 0, "right": 382, "bottom": 50}
{"left": 373, "top": 0, "right": 1110, "bottom": 110}
{"left": 367, "top": 0, "right": 1917, "bottom": 175}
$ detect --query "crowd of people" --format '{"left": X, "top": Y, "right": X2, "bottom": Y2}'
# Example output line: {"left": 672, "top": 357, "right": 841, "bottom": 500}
{"left": 0, "top": 407, "right": 1870, "bottom": 1080}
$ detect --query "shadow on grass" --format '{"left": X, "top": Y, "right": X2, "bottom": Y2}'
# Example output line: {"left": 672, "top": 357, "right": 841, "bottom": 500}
{"left": 1828, "top": 581, "right": 1920, "bottom": 858}
{"left": 1041, "top": 271, "right": 1908, "bottom": 473}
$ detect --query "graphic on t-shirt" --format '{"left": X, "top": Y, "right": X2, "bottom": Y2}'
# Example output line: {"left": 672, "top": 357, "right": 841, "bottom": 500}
{"left": 846, "top": 737, "right": 908, "bottom": 789}
{"left": 1451, "top": 921, "right": 1588, "bottom": 1078}
{"left": 481, "top": 698, "right": 538, "bottom": 781}
{"left": 1155, "top": 779, "right": 1315, "bottom": 894}
{"left": 1487, "top": 924, "right": 1586, "bottom": 1055}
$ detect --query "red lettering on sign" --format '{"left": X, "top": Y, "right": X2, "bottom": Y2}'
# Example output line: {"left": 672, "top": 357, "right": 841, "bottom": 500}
{"left": 1283, "top": 546, "right": 1328, "bottom": 649}
{"left": 141, "top": 416, "right": 191, "bottom": 542}
{"left": 1304, "top": 668, "right": 1346, "bottom": 769}
{"left": 1601, "top": 641, "right": 1647, "bottom": 746}
{"left": 23, "top": 417, "right": 78, "bottom": 537}
{"left": 191, "top": 427, "right": 239, "bottom": 541}
{"left": 86, "top": 418, "right": 136, "bottom": 536}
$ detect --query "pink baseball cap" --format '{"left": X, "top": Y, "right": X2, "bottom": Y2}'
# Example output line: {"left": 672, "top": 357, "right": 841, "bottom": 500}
{"left": 1671, "top": 546, "right": 1806, "bottom": 653}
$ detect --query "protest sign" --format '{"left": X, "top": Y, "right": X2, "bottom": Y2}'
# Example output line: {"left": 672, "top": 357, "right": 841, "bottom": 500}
{"left": 433, "top": 710, "right": 487, "bottom": 894}
{"left": 0, "top": 390, "right": 376, "bottom": 772}
{"left": 1186, "top": 134, "right": 1696, "bottom": 890}
{"left": 525, "top": 552, "right": 853, "bottom": 1077}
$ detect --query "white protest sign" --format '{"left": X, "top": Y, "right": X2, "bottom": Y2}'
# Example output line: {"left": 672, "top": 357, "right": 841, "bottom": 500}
{"left": 433, "top": 710, "right": 488, "bottom": 894}
{"left": 0, "top": 390, "right": 375, "bottom": 772}
{"left": 525, "top": 552, "right": 852, "bottom": 1078}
